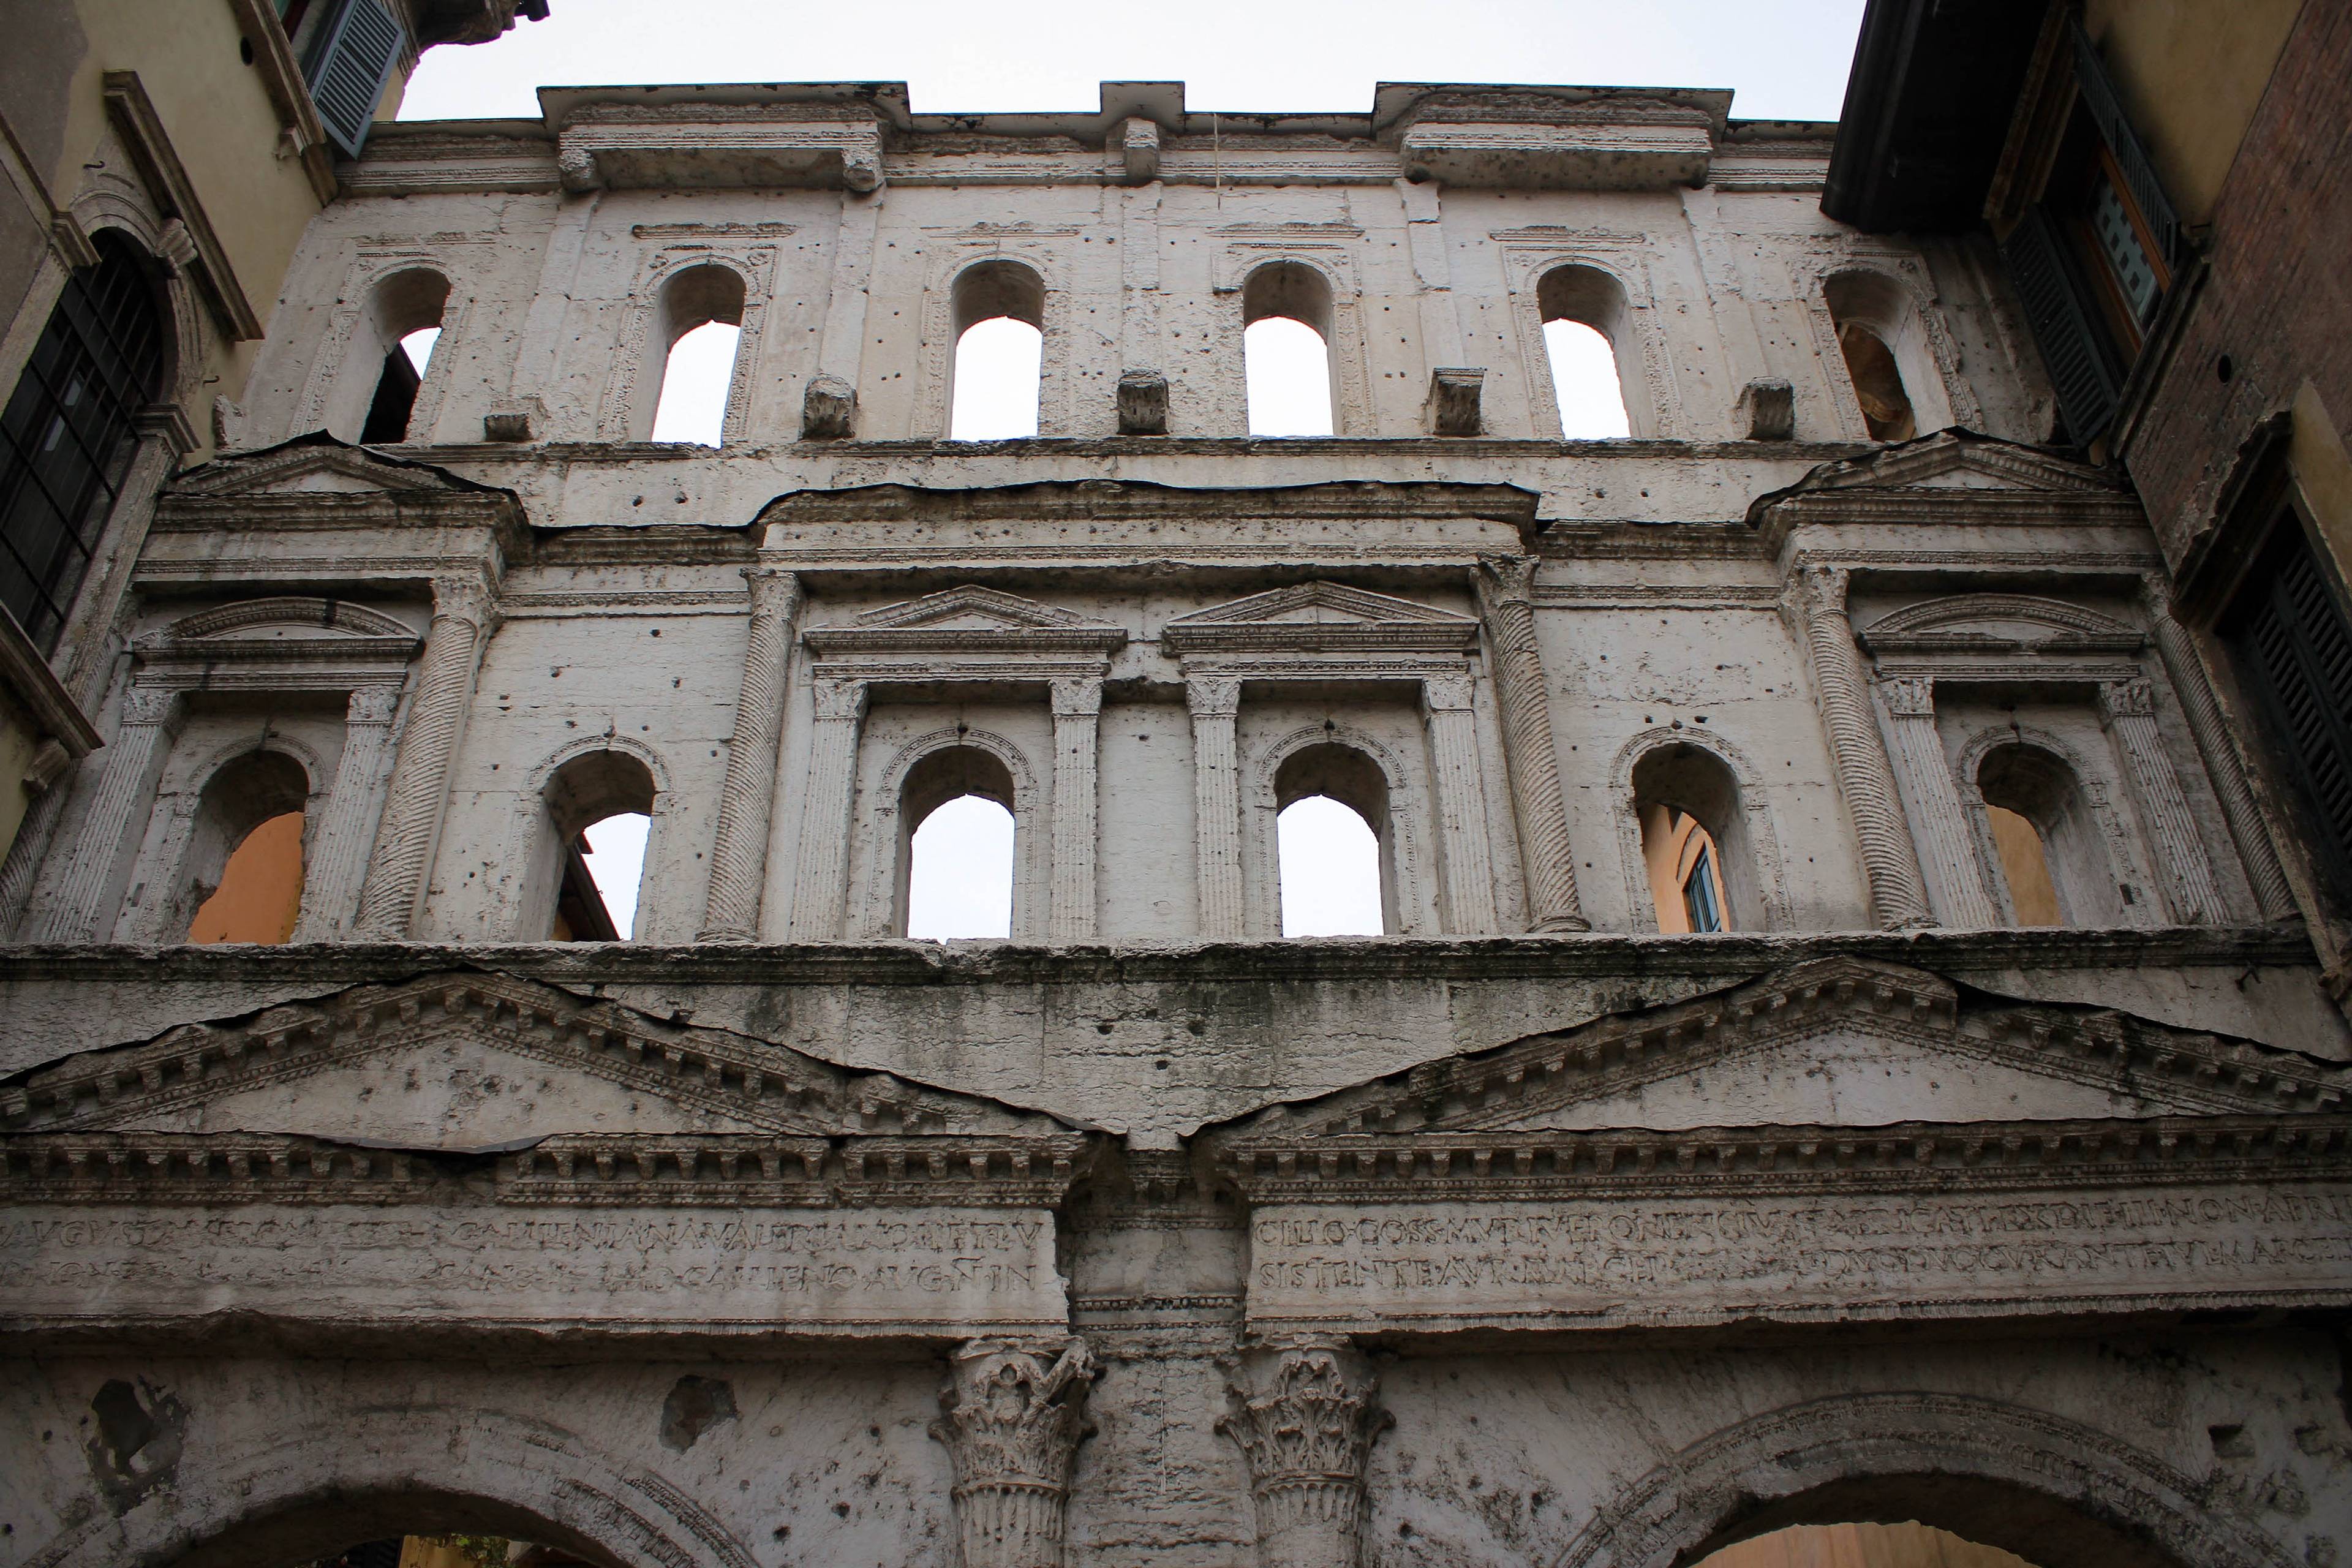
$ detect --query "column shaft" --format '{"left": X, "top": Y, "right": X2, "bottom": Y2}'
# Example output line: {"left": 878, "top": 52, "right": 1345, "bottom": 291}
{"left": 352, "top": 579, "right": 494, "bottom": 939}
{"left": 1873, "top": 677, "right": 1999, "bottom": 927}
{"left": 1049, "top": 677, "right": 1102, "bottom": 942}
{"left": 293, "top": 686, "right": 402, "bottom": 941}
{"left": 1421, "top": 675, "right": 1499, "bottom": 933}
{"left": 1186, "top": 677, "right": 1244, "bottom": 938}
{"left": 786, "top": 676, "right": 868, "bottom": 940}
{"left": 32, "top": 687, "right": 180, "bottom": 942}
{"left": 1784, "top": 564, "right": 1933, "bottom": 929}
{"left": 2147, "top": 605, "right": 2297, "bottom": 919}
{"left": 2101, "top": 676, "right": 2225, "bottom": 925}
{"left": 1473, "top": 557, "right": 1588, "bottom": 931}
{"left": 700, "top": 568, "right": 803, "bottom": 940}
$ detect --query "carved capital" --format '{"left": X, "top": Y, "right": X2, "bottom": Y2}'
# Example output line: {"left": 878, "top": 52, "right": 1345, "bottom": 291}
{"left": 811, "top": 676, "right": 869, "bottom": 723}
{"left": 1221, "top": 1340, "right": 1390, "bottom": 1568}
{"left": 1785, "top": 560, "right": 1852, "bottom": 621}
{"left": 1875, "top": 675, "right": 1936, "bottom": 719}
{"left": 116, "top": 687, "right": 181, "bottom": 729}
{"left": 347, "top": 686, "right": 402, "bottom": 726}
{"left": 431, "top": 576, "right": 494, "bottom": 630}
{"left": 1186, "top": 676, "right": 1241, "bottom": 720}
{"left": 743, "top": 564, "right": 804, "bottom": 620}
{"left": 1472, "top": 553, "right": 1537, "bottom": 613}
{"left": 1050, "top": 677, "right": 1103, "bottom": 719}
{"left": 2100, "top": 676, "right": 2156, "bottom": 721}
{"left": 1420, "top": 672, "right": 1476, "bottom": 712}
{"left": 932, "top": 1337, "right": 1097, "bottom": 1568}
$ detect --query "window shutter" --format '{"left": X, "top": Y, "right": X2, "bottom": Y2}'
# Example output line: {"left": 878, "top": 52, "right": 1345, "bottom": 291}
{"left": 2235, "top": 533, "right": 2352, "bottom": 891}
{"left": 2000, "top": 205, "right": 2123, "bottom": 444}
{"left": 304, "top": 0, "right": 404, "bottom": 159}
{"left": 2070, "top": 21, "right": 2183, "bottom": 271}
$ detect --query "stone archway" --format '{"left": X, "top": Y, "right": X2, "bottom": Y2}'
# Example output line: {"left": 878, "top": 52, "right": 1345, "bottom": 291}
{"left": 36, "top": 1403, "right": 756, "bottom": 1568}
{"left": 1553, "top": 1393, "right": 2292, "bottom": 1568}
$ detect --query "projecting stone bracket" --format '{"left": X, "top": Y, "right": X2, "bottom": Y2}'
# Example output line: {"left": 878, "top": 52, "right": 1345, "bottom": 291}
{"left": 1739, "top": 378, "right": 1795, "bottom": 441}
{"left": 483, "top": 395, "right": 546, "bottom": 443}
{"left": 801, "top": 374, "right": 858, "bottom": 440}
{"left": 1425, "top": 366, "right": 1485, "bottom": 436}
{"left": 1117, "top": 369, "right": 1169, "bottom": 434}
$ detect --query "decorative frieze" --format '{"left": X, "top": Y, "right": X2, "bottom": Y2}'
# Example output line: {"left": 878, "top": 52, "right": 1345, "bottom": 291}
{"left": 933, "top": 1337, "right": 1098, "bottom": 1568}
{"left": 1220, "top": 1339, "right": 1389, "bottom": 1568}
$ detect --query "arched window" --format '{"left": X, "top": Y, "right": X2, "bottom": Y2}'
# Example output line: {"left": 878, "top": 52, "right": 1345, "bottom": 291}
{"left": 1536, "top": 264, "right": 1634, "bottom": 439}
{"left": 525, "top": 750, "right": 655, "bottom": 941}
{"left": 1274, "top": 742, "right": 1390, "bottom": 936}
{"left": 0, "top": 231, "right": 166, "bottom": 652}
{"left": 1976, "top": 742, "right": 2118, "bottom": 927}
{"left": 948, "top": 261, "right": 1046, "bottom": 440}
{"left": 1693, "top": 1521, "right": 2037, "bottom": 1568}
{"left": 899, "top": 745, "right": 1016, "bottom": 939}
{"left": 1243, "top": 262, "right": 1337, "bottom": 437}
{"left": 1823, "top": 269, "right": 1953, "bottom": 442}
{"left": 647, "top": 264, "right": 746, "bottom": 446}
{"left": 1632, "top": 742, "right": 1757, "bottom": 933}
{"left": 354, "top": 268, "right": 450, "bottom": 444}
{"left": 179, "top": 750, "right": 310, "bottom": 944}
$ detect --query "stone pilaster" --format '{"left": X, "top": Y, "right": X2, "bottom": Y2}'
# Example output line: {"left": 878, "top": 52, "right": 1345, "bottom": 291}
{"left": 1186, "top": 676, "right": 1244, "bottom": 939}
{"left": 1420, "top": 673, "right": 1499, "bottom": 933}
{"left": 786, "top": 674, "right": 869, "bottom": 940}
{"left": 53, "top": 410, "right": 193, "bottom": 705}
{"left": 293, "top": 685, "right": 403, "bottom": 942}
{"left": 699, "top": 567, "right": 804, "bottom": 941}
{"left": 2100, "top": 676, "right": 2225, "bottom": 925}
{"left": 1220, "top": 1340, "right": 1391, "bottom": 1568}
{"left": 1782, "top": 563, "right": 1933, "bottom": 929}
{"left": 931, "top": 1337, "right": 1096, "bottom": 1568}
{"left": 1048, "top": 676, "right": 1102, "bottom": 942}
{"left": 1472, "top": 556, "right": 1588, "bottom": 932}
{"left": 352, "top": 578, "right": 495, "bottom": 940}
{"left": 1872, "top": 676, "right": 1999, "bottom": 928}
{"left": 2144, "top": 589, "right": 2297, "bottom": 921}
{"left": 31, "top": 686, "right": 181, "bottom": 943}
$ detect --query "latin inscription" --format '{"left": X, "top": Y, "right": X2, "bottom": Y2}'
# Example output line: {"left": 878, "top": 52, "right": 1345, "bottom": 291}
{"left": 0, "top": 1206, "right": 1066, "bottom": 1332}
{"left": 1247, "top": 1186, "right": 2352, "bottom": 1329}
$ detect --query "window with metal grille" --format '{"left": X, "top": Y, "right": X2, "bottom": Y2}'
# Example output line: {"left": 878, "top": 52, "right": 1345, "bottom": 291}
{"left": 2226, "top": 522, "right": 2352, "bottom": 898}
{"left": 303, "top": 0, "right": 405, "bottom": 159}
{"left": 0, "top": 234, "right": 164, "bottom": 655}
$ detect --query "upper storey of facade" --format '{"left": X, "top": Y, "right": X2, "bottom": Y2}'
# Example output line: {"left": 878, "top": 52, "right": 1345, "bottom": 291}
{"left": 225, "top": 80, "right": 2058, "bottom": 526}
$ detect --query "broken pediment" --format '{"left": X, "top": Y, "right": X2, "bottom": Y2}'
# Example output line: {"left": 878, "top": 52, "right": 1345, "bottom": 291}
{"left": 1163, "top": 581, "right": 1482, "bottom": 653}
{"left": 0, "top": 971, "right": 1072, "bottom": 1145}
{"left": 1208, "top": 956, "right": 2352, "bottom": 1152}
{"left": 1747, "top": 432, "right": 2143, "bottom": 535}
{"left": 801, "top": 584, "right": 1128, "bottom": 655}
{"left": 1858, "top": 593, "right": 2145, "bottom": 656}
{"left": 153, "top": 435, "right": 525, "bottom": 544}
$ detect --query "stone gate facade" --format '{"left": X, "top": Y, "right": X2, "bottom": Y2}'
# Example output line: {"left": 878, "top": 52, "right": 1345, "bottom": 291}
{"left": 4, "top": 80, "right": 2350, "bottom": 1568}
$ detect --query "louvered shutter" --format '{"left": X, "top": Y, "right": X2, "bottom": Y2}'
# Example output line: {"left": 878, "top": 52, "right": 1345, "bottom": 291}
{"left": 2001, "top": 205, "right": 2124, "bottom": 444}
{"left": 305, "top": 0, "right": 404, "bottom": 159}
{"left": 2234, "top": 533, "right": 2352, "bottom": 892}
{"left": 2070, "top": 22, "right": 2183, "bottom": 276}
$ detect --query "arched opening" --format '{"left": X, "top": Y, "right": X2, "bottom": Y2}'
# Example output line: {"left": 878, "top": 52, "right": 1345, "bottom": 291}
{"left": 179, "top": 750, "right": 309, "bottom": 944}
{"left": 1976, "top": 742, "right": 2119, "bottom": 927}
{"left": 526, "top": 751, "right": 655, "bottom": 941}
{"left": 948, "top": 260, "right": 1046, "bottom": 440}
{"left": 1274, "top": 742, "right": 1390, "bottom": 936}
{"left": 1823, "top": 270, "right": 1950, "bottom": 443}
{"left": 157, "top": 1494, "right": 624, "bottom": 1568}
{"left": 1243, "top": 261, "right": 1337, "bottom": 437}
{"left": 1632, "top": 742, "right": 1758, "bottom": 933}
{"left": 1675, "top": 1473, "right": 2199, "bottom": 1568}
{"left": 646, "top": 264, "right": 745, "bottom": 445}
{"left": 1537, "top": 264, "right": 1634, "bottom": 439}
{"left": 0, "top": 230, "right": 167, "bottom": 652}
{"left": 356, "top": 268, "right": 451, "bottom": 444}
{"left": 1693, "top": 1521, "right": 2038, "bottom": 1568}
{"left": 899, "top": 745, "right": 1017, "bottom": 939}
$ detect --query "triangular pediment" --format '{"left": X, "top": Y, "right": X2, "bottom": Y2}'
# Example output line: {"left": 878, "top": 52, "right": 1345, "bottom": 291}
{"left": 1803, "top": 432, "right": 2122, "bottom": 496}
{"left": 170, "top": 436, "right": 498, "bottom": 500}
{"left": 801, "top": 585, "right": 1128, "bottom": 655}
{"left": 0, "top": 971, "right": 1072, "bottom": 1145}
{"left": 1164, "top": 582, "right": 1480, "bottom": 652}
{"left": 1858, "top": 593, "right": 2144, "bottom": 655}
{"left": 1206, "top": 957, "right": 2350, "bottom": 1151}
{"left": 854, "top": 585, "right": 1103, "bottom": 632}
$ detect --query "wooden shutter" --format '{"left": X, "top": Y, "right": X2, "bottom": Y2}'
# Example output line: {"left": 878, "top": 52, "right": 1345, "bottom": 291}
{"left": 2070, "top": 21, "right": 2183, "bottom": 273}
{"left": 2000, "top": 205, "right": 2123, "bottom": 444}
{"left": 2233, "top": 529, "right": 2352, "bottom": 892}
{"left": 305, "top": 0, "right": 404, "bottom": 159}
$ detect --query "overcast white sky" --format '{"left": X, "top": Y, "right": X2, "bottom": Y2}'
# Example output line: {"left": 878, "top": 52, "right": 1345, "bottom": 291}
{"left": 401, "top": 0, "right": 1867, "bottom": 124}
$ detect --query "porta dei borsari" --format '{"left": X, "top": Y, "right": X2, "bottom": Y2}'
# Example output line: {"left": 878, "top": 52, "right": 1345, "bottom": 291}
{"left": 7, "top": 5, "right": 2352, "bottom": 1568}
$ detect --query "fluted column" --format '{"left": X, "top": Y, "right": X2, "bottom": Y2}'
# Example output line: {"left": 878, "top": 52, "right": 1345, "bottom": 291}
{"left": 1872, "top": 676, "right": 1999, "bottom": 928}
{"left": 2101, "top": 676, "right": 2225, "bottom": 925}
{"left": 1048, "top": 676, "right": 1102, "bottom": 943}
{"left": 2144, "top": 589, "right": 2297, "bottom": 920}
{"left": 1219, "top": 1339, "right": 1391, "bottom": 1568}
{"left": 352, "top": 577, "right": 495, "bottom": 940}
{"left": 292, "top": 685, "right": 403, "bottom": 941}
{"left": 786, "top": 674, "right": 869, "bottom": 940}
{"left": 1782, "top": 562, "right": 1933, "bottom": 929}
{"left": 1472, "top": 557, "right": 1587, "bottom": 932}
{"left": 1420, "top": 673, "right": 1499, "bottom": 933}
{"left": 931, "top": 1338, "right": 1096, "bottom": 1568}
{"left": 1186, "top": 676, "right": 1244, "bottom": 939}
{"left": 700, "top": 567, "right": 804, "bottom": 940}
{"left": 32, "top": 686, "right": 181, "bottom": 942}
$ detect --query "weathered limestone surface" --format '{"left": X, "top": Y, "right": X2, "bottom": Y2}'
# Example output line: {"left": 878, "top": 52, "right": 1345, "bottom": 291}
{"left": 2, "top": 79, "right": 2346, "bottom": 1568}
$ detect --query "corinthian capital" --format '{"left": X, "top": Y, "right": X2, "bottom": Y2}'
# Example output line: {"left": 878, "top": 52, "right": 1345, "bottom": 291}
{"left": 1472, "top": 554, "right": 1537, "bottom": 613}
{"left": 431, "top": 575, "right": 495, "bottom": 628}
{"left": 1220, "top": 1339, "right": 1390, "bottom": 1568}
{"left": 932, "top": 1337, "right": 1096, "bottom": 1568}
{"left": 1784, "top": 559, "right": 1852, "bottom": 620}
